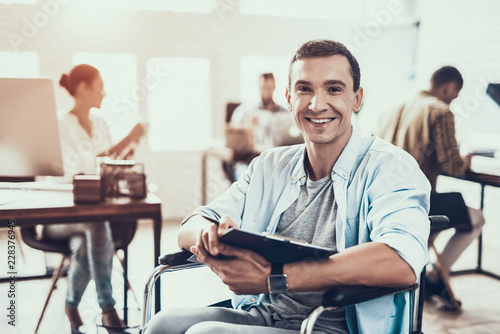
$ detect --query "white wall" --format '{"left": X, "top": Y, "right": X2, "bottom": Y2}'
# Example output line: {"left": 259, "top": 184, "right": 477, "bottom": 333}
{"left": 414, "top": 0, "right": 500, "bottom": 145}
{"left": 0, "top": 1, "right": 350, "bottom": 218}
{"left": 1, "top": 0, "right": 498, "bottom": 219}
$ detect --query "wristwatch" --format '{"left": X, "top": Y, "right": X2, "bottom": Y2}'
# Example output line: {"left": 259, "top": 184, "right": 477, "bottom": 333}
{"left": 267, "top": 263, "right": 288, "bottom": 294}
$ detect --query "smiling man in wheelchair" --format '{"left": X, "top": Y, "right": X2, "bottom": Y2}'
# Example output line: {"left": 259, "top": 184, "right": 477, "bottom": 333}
{"left": 145, "top": 39, "right": 431, "bottom": 334}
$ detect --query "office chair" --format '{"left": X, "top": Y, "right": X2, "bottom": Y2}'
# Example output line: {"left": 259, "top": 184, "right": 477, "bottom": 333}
{"left": 222, "top": 102, "right": 243, "bottom": 183}
{"left": 20, "top": 220, "right": 138, "bottom": 334}
{"left": 141, "top": 216, "right": 449, "bottom": 334}
{"left": 222, "top": 101, "right": 264, "bottom": 183}
{"left": 427, "top": 191, "right": 472, "bottom": 310}
{"left": 225, "top": 102, "right": 241, "bottom": 123}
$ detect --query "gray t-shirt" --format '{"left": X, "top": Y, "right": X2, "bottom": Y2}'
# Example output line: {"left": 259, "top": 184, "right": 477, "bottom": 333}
{"left": 258, "top": 173, "right": 349, "bottom": 333}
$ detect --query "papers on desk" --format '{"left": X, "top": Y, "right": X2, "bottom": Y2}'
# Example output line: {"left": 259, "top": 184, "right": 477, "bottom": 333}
{"left": 0, "top": 193, "right": 16, "bottom": 206}
{"left": 0, "top": 181, "right": 73, "bottom": 191}
{"left": 470, "top": 148, "right": 497, "bottom": 158}
{"left": 461, "top": 132, "right": 500, "bottom": 175}
{"left": 462, "top": 132, "right": 500, "bottom": 158}
{"left": 471, "top": 156, "right": 500, "bottom": 176}
{"left": 0, "top": 181, "right": 72, "bottom": 206}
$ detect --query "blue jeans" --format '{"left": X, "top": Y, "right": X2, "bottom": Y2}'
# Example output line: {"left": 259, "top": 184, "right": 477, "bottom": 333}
{"left": 44, "top": 222, "right": 115, "bottom": 308}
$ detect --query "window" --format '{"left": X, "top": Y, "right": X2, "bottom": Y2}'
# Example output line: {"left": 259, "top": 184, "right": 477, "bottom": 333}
{"left": 240, "top": 55, "right": 289, "bottom": 107}
{"left": 240, "top": 0, "right": 362, "bottom": 20}
{"left": 0, "top": 52, "right": 39, "bottom": 77}
{"left": 354, "top": 24, "right": 419, "bottom": 136}
{"left": 147, "top": 58, "right": 211, "bottom": 151}
{"left": 72, "top": 52, "right": 139, "bottom": 143}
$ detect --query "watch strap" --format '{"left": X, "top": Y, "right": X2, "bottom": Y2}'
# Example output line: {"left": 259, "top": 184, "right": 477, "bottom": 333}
{"left": 271, "top": 262, "right": 284, "bottom": 275}
{"left": 268, "top": 263, "right": 287, "bottom": 294}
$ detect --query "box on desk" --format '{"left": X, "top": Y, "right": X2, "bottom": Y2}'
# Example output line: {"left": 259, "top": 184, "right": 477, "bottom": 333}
{"left": 224, "top": 125, "right": 254, "bottom": 153}
{"left": 73, "top": 174, "right": 102, "bottom": 203}
{"left": 72, "top": 160, "right": 147, "bottom": 203}
{"left": 99, "top": 160, "right": 147, "bottom": 199}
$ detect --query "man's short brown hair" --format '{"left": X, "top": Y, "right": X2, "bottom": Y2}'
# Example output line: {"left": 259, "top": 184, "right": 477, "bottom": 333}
{"left": 288, "top": 39, "right": 361, "bottom": 92}
{"left": 431, "top": 66, "right": 463, "bottom": 89}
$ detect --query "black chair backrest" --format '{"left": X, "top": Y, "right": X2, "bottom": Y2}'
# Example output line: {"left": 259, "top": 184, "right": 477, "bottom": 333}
{"left": 430, "top": 192, "right": 472, "bottom": 231}
{"left": 20, "top": 220, "right": 138, "bottom": 254}
{"left": 20, "top": 226, "right": 71, "bottom": 254}
{"left": 110, "top": 220, "right": 137, "bottom": 250}
{"left": 226, "top": 102, "right": 241, "bottom": 123}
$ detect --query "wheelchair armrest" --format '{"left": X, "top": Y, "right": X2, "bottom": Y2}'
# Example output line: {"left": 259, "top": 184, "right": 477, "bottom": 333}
{"left": 158, "top": 249, "right": 195, "bottom": 266}
{"left": 321, "top": 283, "right": 418, "bottom": 308}
{"left": 429, "top": 215, "right": 450, "bottom": 231}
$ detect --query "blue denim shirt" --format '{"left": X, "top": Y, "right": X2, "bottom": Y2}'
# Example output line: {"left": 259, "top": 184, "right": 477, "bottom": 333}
{"left": 187, "top": 129, "right": 431, "bottom": 333}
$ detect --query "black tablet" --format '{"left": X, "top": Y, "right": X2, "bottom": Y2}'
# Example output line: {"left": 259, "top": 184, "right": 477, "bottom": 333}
{"left": 218, "top": 228, "right": 337, "bottom": 263}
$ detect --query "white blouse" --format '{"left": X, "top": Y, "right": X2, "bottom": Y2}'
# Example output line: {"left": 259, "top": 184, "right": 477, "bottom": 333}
{"left": 58, "top": 112, "right": 112, "bottom": 177}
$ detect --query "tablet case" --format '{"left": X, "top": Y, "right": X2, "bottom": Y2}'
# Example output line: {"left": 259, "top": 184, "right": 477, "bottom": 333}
{"left": 219, "top": 228, "right": 337, "bottom": 263}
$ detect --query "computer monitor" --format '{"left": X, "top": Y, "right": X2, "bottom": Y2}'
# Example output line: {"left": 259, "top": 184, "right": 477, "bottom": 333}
{"left": 487, "top": 83, "right": 500, "bottom": 107}
{"left": 463, "top": 83, "right": 500, "bottom": 158}
{"left": 0, "top": 78, "right": 64, "bottom": 179}
{"left": 473, "top": 83, "right": 500, "bottom": 134}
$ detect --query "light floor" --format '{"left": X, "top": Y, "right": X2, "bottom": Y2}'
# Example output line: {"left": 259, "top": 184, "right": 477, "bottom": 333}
{"left": 1, "top": 215, "right": 500, "bottom": 334}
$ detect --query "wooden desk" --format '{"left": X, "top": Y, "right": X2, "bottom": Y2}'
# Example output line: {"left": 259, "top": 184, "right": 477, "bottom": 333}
{"left": 444, "top": 170, "right": 500, "bottom": 280}
{"left": 0, "top": 188, "right": 164, "bottom": 315}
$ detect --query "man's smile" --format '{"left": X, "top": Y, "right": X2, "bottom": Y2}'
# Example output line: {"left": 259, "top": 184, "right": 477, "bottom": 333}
{"left": 306, "top": 117, "right": 336, "bottom": 124}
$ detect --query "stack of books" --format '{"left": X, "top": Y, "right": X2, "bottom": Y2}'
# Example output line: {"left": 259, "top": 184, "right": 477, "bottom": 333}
{"left": 72, "top": 174, "right": 102, "bottom": 203}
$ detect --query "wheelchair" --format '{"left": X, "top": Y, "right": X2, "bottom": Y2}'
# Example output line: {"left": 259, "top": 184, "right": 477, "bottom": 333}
{"left": 141, "top": 216, "right": 449, "bottom": 334}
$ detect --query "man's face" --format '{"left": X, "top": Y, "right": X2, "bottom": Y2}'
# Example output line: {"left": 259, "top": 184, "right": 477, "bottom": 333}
{"left": 286, "top": 55, "right": 363, "bottom": 147}
{"left": 259, "top": 78, "right": 275, "bottom": 104}
{"left": 444, "top": 81, "right": 462, "bottom": 104}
